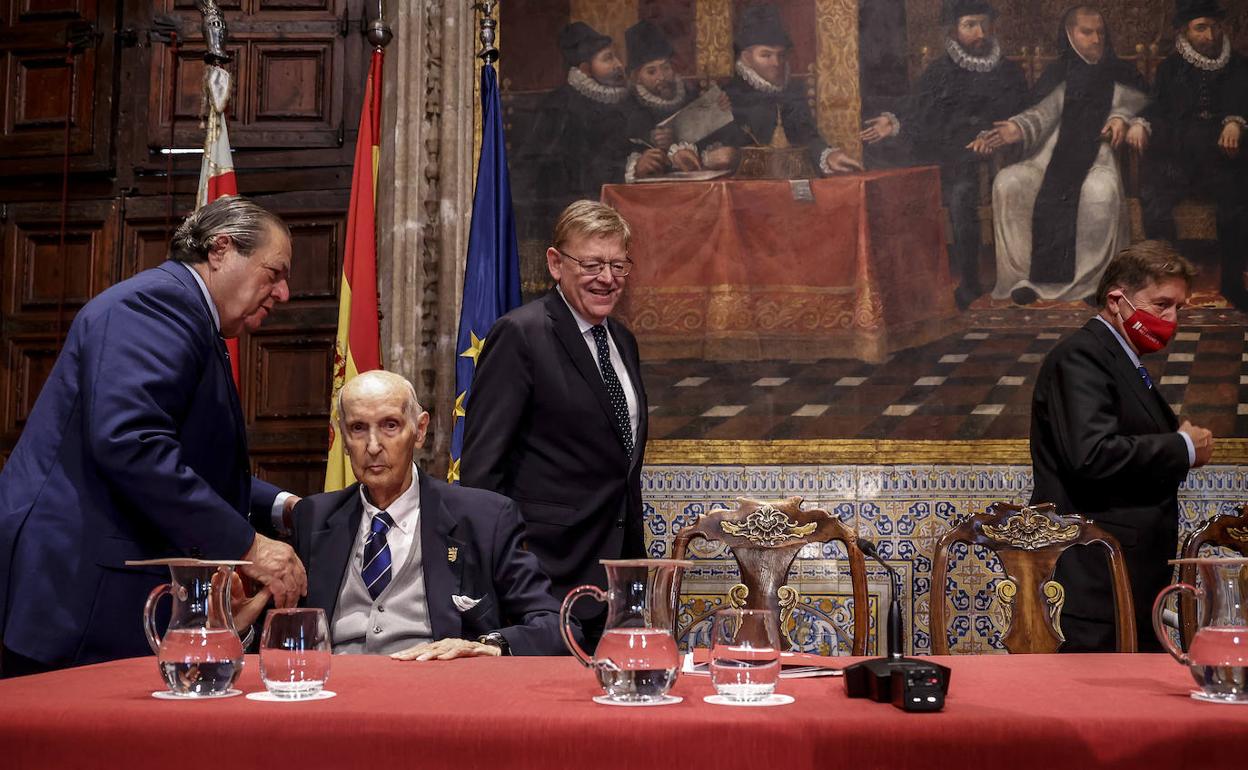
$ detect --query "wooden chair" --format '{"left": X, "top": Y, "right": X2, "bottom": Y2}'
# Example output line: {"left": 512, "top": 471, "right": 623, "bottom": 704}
{"left": 1178, "top": 507, "right": 1248, "bottom": 648}
{"left": 671, "top": 496, "right": 870, "bottom": 655}
{"left": 930, "top": 501, "right": 1136, "bottom": 654}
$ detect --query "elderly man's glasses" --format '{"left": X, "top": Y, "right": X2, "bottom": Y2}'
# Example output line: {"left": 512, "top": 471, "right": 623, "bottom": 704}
{"left": 556, "top": 249, "right": 632, "bottom": 277}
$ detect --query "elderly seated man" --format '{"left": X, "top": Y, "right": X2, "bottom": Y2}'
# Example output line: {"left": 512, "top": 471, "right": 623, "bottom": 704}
{"left": 292, "top": 370, "right": 571, "bottom": 659}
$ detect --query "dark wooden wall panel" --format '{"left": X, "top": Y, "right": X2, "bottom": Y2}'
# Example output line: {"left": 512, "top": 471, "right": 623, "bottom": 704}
{"left": 0, "top": 0, "right": 368, "bottom": 494}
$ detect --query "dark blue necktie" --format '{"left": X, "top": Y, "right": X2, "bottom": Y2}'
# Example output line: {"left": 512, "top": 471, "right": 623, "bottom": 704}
{"left": 1137, "top": 365, "right": 1153, "bottom": 390}
{"left": 361, "top": 512, "right": 394, "bottom": 600}
{"left": 591, "top": 324, "right": 633, "bottom": 459}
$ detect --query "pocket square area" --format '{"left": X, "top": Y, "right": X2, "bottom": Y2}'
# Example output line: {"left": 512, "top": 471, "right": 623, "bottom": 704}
{"left": 452, "top": 594, "right": 482, "bottom": 612}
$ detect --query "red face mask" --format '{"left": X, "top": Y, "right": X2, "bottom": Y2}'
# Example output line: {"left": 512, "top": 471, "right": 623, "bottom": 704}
{"left": 1116, "top": 294, "right": 1176, "bottom": 354}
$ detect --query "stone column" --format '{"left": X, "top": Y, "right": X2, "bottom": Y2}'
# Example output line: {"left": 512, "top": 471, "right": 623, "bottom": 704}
{"left": 375, "top": 0, "right": 475, "bottom": 474}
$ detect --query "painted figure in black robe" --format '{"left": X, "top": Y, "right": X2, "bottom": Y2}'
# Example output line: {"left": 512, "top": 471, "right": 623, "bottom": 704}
{"left": 862, "top": 0, "right": 1026, "bottom": 309}
{"left": 1139, "top": 0, "right": 1248, "bottom": 310}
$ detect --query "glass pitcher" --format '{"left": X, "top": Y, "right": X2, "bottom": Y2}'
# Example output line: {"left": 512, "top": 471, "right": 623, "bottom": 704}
{"left": 560, "top": 558, "right": 692, "bottom": 703}
{"left": 139, "top": 559, "right": 250, "bottom": 697}
{"left": 1153, "top": 557, "right": 1248, "bottom": 703}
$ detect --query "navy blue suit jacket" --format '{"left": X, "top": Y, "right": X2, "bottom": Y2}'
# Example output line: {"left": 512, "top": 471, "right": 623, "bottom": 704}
{"left": 0, "top": 261, "right": 276, "bottom": 667}
{"left": 293, "top": 472, "right": 570, "bottom": 655}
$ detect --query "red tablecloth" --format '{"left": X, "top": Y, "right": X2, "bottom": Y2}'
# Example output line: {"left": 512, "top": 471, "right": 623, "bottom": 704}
{"left": 1, "top": 654, "right": 1244, "bottom": 769}
{"left": 601, "top": 169, "right": 961, "bottom": 363}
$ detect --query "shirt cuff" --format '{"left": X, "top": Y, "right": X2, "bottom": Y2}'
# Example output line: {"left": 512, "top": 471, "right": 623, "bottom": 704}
{"left": 818, "top": 146, "right": 844, "bottom": 174}
{"left": 1223, "top": 115, "right": 1247, "bottom": 128}
{"left": 1179, "top": 431, "right": 1196, "bottom": 468}
{"left": 882, "top": 111, "right": 900, "bottom": 137}
{"left": 624, "top": 151, "right": 640, "bottom": 184}
{"left": 667, "top": 141, "right": 697, "bottom": 161}
{"left": 271, "top": 491, "right": 294, "bottom": 535}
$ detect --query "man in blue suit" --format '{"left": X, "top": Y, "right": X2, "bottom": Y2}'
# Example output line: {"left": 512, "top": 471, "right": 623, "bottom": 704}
{"left": 293, "top": 371, "right": 567, "bottom": 658}
{"left": 0, "top": 197, "right": 307, "bottom": 675}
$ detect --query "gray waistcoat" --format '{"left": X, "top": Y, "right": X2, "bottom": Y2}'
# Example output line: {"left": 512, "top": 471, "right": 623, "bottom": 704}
{"left": 331, "top": 529, "right": 433, "bottom": 655}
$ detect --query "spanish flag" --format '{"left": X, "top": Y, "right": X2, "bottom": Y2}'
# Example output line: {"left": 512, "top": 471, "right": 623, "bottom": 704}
{"left": 324, "top": 48, "right": 384, "bottom": 491}
{"left": 195, "top": 63, "right": 241, "bottom": 386}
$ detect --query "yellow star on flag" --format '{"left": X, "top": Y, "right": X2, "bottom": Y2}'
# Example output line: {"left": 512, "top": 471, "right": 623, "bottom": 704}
{"left": 460, "top": 331, "right": 485, "bottom": 366}
{"left": 453, "top": 391, "right": 466, "bottom": 421}
{"left": 446, "top": 457, "right": 461, "bottom": 484}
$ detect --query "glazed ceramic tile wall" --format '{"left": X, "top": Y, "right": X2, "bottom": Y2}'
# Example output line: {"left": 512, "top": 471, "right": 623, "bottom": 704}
{"left": 642, "top": 464, "right": 1248, "bottom": 655}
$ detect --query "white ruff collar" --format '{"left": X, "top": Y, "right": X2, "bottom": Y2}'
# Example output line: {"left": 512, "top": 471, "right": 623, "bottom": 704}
{"left": 735, "top": 58, "right": 785, "bottom": 94}
{"left": 567, "top": 67, "right": 628, "bottom": 104}
{"left": 633, "top": 77, "right": 688, "bottom": 111}
{"left": 945, "top": 37, "right": 1002, "bottom": 73}
{"left": 1177, "top": 34, "right": 1231, "bottom": 72}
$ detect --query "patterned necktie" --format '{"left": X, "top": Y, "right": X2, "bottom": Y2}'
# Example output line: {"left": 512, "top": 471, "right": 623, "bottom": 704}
{"left": 361, "top": 512, "right": 395, "bottom": 601}
{"left": 1137, "top": 365, "right": 1154, "bottom": 390}
{"left": 590, "top": 324, "right": 634, "bottom": 459}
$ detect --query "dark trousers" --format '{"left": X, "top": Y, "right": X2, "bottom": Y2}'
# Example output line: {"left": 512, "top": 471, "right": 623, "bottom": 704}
{"left": 1, "top": 645, "right": 55, "bottom": 678}
{"left": 941, "top": 162, "right": 983, "bottom": 294}
{"left": 1140, "top": 152, "right": 1248, "bottom": 300}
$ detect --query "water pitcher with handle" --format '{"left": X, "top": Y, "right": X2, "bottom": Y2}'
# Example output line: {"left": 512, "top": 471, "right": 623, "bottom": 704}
{"left": 560, "top": 558, "right": 692, "bottom": 703}
{"left": 1153, "top": 557, "right": 1248, "bottom": 703}
{"left": 135, "top": 558, "right": 251, "bottom": 697}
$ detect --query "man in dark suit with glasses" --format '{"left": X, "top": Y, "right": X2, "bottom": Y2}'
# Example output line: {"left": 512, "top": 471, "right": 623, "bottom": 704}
{"left": 462, "top": 200, "right": 647, "bottom": 649}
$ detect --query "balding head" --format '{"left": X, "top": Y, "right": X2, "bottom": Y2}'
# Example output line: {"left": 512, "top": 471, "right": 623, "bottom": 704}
{"left": 335, "top": 371, "right": 429, "bottom": 509}
{"left": 336, "top": 370, "right": 423, "bottom": 430}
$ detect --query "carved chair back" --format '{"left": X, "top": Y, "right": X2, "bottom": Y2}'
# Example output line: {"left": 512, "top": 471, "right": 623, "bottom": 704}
{"left": 671, "top": 496, "right": 870, "bottom": 654}
{"left": 930, "top": 501, "right": 1137, "bottom": 654}
{"left": 1178, "top": 507, "right": 1248, "bottom": 648}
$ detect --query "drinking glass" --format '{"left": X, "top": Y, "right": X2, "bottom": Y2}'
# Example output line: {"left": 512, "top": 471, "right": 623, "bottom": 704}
{"left": 710, "top": 608, "right": 782, "bottom": 702}
{"left": 259, "top": 608, "right": 331, "bottom": 699}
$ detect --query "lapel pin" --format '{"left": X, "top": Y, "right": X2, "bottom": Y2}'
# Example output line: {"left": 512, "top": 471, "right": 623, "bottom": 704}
{"left": 447, "top": 547, "right": 459, "bottom": 563}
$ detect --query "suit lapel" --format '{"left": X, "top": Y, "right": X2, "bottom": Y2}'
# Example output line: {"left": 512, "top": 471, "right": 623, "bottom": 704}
{"left": 159, "top": 261, "right": 248, "bottom": 461}
{"left": 418, "top": 471, "right": 464, "bottom": 641}
{"left": 1086, "top": 320, "right": 1175, "bottom": 431}
{"left": 544, "top": 290, "right": 627, "bottom": 443}
{"left": 307, "top": 487, "right": 364, "bottom": 623}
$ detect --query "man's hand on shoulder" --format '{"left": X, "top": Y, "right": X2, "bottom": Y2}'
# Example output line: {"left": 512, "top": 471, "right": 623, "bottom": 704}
{"left": 390, "top": 638, "right": 503, "bottom": 661}
{"left": 1179, "top": 420, "right": 1214, "bottom": 468}
{"left": 241, "top": 532, "right": 307, "bottom": 608}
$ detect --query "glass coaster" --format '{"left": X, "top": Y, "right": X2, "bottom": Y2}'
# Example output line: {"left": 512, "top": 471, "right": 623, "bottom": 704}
{"left": 151, "top": 689, "right": 242, "bottom": 700}
{"left": 703, "top": 693, "right": 795, "bottom": 707}
{"left": 246, "top": 690, "right": 337, "bottom": 702}
{"left": 591, "top": 694, "right": 683, "bottom": 706}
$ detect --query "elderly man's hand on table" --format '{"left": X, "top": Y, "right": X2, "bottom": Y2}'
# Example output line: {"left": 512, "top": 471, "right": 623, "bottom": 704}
{"left": 390, "top": 638, "right": 503, "bottom": 661}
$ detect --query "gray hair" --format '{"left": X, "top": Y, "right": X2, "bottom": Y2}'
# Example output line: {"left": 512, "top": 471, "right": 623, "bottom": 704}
{"left": 334, "top": 370, "right": 425, "bottom": 430}
{"left": 170, "top": 195, "right": 290, "bottom": 263}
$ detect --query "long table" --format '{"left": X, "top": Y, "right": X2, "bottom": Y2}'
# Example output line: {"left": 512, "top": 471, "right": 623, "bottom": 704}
{"left": 601, "top": 168, "right": 962, "bottom": 364}
{"left": 1, "top": 653, "right": 1244, "bottom": 768}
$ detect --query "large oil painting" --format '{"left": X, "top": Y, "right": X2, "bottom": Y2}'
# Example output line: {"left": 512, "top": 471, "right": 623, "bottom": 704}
{"left": 497, "top": 0, "right": 1248, "bottom": 457}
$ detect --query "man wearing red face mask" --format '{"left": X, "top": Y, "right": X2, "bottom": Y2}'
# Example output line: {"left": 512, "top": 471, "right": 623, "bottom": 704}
{"left": 1029, "top": 240, "right": 1213, "bottom": 653}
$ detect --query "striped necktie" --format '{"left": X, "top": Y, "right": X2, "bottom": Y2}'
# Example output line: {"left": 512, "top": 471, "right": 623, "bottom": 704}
{"left": 361, "top": 512, "right": 395, "bottom": 600}
{"left": 591, "top": 324, "right": 634, "bottom": 459}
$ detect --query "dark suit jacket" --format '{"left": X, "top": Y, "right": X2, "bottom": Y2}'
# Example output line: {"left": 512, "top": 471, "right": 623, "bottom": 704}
{"left": 460, "top": 289, "right": 648, "bottom": 608}
{"left": 0, "top": 261, "right": 276, "bottom": 667}
{"left": 292, "top": 472, "right": 567, "bottom": 655}
{"left": 1029, "top": 319, "right": 1190, "bottom": 651}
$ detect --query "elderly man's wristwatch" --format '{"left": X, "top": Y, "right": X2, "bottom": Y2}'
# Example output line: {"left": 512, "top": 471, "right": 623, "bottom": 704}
{"left": 477, "top": 632, "right": 510, "bottom": 655}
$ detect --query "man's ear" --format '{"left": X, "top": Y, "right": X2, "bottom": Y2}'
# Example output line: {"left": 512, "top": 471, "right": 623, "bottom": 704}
{"left": 577, "top": 61, "right": 593, "bottom": 77}
{"left": 546, "top": 247, "right": 563, "bottom": 282}
{"left": 205, "top": 234, "right": 232, "bottom": 269}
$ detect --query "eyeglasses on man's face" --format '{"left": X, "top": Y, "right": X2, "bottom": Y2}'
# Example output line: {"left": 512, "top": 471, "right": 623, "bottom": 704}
{"left": 555, "top": 248, "right": 633, "bottom": 277}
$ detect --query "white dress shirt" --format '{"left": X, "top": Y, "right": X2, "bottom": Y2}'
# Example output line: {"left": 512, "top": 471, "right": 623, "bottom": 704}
{"left": 557, "top": 288, "right": 640, "bottom": 446}
{"left": 354, "top": 464, "right": 422, "bottom": 573}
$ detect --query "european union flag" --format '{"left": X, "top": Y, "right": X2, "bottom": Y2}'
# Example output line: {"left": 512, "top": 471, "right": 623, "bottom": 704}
{"left": 448, "top": 61, "right": 521, "bottom": 483}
